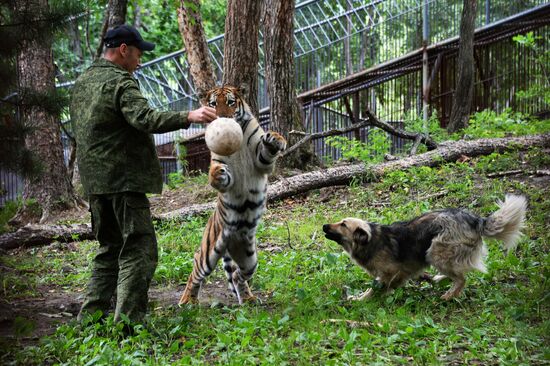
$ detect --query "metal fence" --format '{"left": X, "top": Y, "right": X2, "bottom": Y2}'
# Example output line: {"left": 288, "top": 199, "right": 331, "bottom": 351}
{"left": 134, "top": 0, "right": 548, "bottom": 162}
{"left": 2, "top": 0, "right": 549, "bottom": 206}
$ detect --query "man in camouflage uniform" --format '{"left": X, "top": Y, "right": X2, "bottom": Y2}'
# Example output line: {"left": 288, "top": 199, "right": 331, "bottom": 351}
{"left": 70, "top": 24, "right": 216, "bottom": 324}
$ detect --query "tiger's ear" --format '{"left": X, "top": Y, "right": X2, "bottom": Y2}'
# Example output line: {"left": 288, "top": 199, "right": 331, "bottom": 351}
{"left": 236, "top": 83, "right": 249, "bottom": 97}
{"left": 198, "top": 90, "right": 209, "bottom": 105}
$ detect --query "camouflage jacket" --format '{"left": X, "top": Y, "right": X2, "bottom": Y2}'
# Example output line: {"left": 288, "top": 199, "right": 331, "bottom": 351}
{"left": 70, "top": 58, "right": 189, "bottom": 195}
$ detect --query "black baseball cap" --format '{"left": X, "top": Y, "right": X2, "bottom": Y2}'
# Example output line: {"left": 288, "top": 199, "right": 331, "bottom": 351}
{"left": 104, "top": 24, "right": 155, "bottom": 51}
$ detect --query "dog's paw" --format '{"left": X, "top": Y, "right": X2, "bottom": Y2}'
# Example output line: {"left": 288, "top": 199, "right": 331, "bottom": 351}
{"left": 440, "top": 288, "right": 461, "bottom": 300}
{"left": 347, "top": 288, "right": 374, "bottom": 301}
{"left": 261, "top": 131, "right": 287, "bottom": 155}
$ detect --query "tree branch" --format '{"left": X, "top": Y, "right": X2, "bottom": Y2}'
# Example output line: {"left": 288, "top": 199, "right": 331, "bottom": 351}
{"left": 282, "top": 109, "right": 438, "bottom": 158}
{"left": 363, "top": 109, "right": 438, "bottom": 150}
{"left": 281, "top": 120, "right": 372, "bottom": 158}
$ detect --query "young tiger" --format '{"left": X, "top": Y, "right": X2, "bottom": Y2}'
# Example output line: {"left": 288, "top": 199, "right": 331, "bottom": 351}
{"left": 178, "top": 86, "right": 286, "bottom": 305}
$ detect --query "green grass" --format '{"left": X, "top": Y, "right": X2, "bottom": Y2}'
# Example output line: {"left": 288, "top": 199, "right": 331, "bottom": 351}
{"left": 1, "top": 111, "right": 549, "bottom": 365}
{"left": 0, "top": 200, "right": 19, "bottom": 235}
{"left": 2, "top": 147, "right": 548, "bottom": 365}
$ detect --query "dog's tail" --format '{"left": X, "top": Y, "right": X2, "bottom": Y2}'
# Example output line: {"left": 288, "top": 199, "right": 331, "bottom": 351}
{"left": 482, "top": 194, "right": 527, "bottom": 252}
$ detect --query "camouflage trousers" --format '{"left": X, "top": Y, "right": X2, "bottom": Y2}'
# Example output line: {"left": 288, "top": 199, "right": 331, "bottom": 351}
{"left": 78, "top": 192, "right": 158, "bottom": 324}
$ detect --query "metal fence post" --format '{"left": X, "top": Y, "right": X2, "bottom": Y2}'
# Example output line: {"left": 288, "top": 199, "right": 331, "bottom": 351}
{"left": 422, "top": 0, "right": 430, "bottom": 130}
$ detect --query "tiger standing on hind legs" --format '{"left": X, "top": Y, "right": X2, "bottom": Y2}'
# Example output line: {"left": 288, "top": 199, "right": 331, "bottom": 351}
{"left": 178, "top": 86, "right": 286, "bottom": 306}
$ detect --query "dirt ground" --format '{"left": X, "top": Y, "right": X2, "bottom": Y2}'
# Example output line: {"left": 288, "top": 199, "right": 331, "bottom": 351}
{"left": 0, "top": 279, "right": 269, "bottom": 347}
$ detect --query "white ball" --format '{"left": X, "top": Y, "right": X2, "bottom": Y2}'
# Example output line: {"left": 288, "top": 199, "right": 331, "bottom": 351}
{"left": 205, "top": 117, "right": 243, "bottom": 156}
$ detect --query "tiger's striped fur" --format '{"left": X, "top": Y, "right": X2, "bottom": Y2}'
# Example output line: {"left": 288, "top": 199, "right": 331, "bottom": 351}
{"left": 178, "top": 86, "right": 286, "bottom": 305}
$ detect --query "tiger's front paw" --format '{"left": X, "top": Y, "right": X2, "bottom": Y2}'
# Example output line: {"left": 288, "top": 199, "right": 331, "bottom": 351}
{"left": 262, "top": 131, "right": 287, "bottom": 155}
{"left": 209, "top": 162, "right": 231, "bottom": 191}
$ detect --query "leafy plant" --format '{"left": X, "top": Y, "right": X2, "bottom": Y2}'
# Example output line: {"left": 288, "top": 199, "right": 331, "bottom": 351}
{"left": 0, "top": 199, "right": 20, "bottom": 234}
{"left": 404, "top": 110, "right": 447, "bottom": 144}
{"left": 325, "top": 128, "right": 391, "bottom": 164}
{"left": 453, "top": 109, "right": 550, "bottom": 139}
{"left": 513, "top": 31, "right": 550, "bottom": 105}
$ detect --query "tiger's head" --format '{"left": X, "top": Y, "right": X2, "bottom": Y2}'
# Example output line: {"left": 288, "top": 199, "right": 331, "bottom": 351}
{"left": 204, "top": 86, "right": 253, "bottom": 123}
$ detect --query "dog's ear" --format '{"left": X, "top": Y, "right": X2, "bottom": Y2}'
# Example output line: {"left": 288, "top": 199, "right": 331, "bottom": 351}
{"left": 353, "top": 227, "right": 369, "bottom": 247}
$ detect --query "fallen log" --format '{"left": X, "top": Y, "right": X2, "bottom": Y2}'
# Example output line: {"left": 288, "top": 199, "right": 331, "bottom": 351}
{"left": 0, "top": 223, "right": 93, "bottom": 251}
{"left": 486, "top": 169, "right": 550, "bottom": 178}
{"left": 267, "top": 133, "right": 549, "bottom": 202}
{"left": 1, "top": 133, "right": 548, "bottom": 249}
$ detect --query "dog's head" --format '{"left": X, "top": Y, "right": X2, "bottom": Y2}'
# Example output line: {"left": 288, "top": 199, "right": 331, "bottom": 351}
{"left": 322, "top": 218, "right": 371, "bottom": 253}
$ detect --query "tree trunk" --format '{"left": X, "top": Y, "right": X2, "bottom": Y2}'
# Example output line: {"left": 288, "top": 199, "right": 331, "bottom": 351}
{"left": 0, "top": 223, "right": 94, "bottom": 251}
{"left": 447, "top": 0, "right": 477, "bottom": 133}
{"left": 263, "top": 0, "right": 313, "bottom": 169}
{"left": 344, "top": 1, "right": 361, "bottom": 141}
{"left": 177, "top": 0, "right": 216, "bottom": 99}
{"left": 10, "top": 0, "right": 82, "bottom": 225}
{"left": 95, "top": 0, "right": 128, "bottom": 59}
{"left": 65, "top": 19, "right": 83, "bottom": 185}
{"left": 108, "top": 0, "right": 127, "bottom": 27}
{"left": 222, "top": 0, "right": 262, "bottom": 116}
{"left": 3, "top": 134, "right": 545, "bottom": 247}
{"left": 68, "top": 19, "right": 84, "bottom": 67}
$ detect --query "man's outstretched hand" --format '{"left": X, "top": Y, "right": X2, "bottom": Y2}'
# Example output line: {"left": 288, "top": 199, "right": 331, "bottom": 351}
{"left": 188, "top": 106, "right": 217, "bottom": 125}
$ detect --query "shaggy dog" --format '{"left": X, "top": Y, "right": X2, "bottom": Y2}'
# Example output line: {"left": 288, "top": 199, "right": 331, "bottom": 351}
{"left": 322, "top": 195, "right": 527, "bottom": 300}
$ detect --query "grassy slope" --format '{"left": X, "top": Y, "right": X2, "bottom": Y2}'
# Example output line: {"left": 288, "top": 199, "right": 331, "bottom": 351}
{"left": 1, "top": 114, "right": 549, "bottom": 365}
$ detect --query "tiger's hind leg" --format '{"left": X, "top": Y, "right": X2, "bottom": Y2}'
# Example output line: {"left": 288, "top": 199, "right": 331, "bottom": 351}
{"left": 227, "top": 239, "right": 258, "bottom": 305}
{"left": 178, "top": 219, "right": 225, "bottom": 306}
{"left": 179, "top": 246, "right": 223, "bottom": 305}
{"left": 222, "top": 255, "right": 238, "bottom": 296}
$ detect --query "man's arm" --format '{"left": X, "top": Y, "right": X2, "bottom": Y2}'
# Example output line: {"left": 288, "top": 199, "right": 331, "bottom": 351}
{"left": 117, "top": 77, "right": 215, "bottom": 133}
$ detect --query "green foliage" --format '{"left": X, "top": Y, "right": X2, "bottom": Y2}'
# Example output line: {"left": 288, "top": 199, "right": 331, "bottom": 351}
{"left": 0, "top": 199, "right": 20, "bottom": 234}
{"left": 325, "top": 129, "right": 391, "bottom": 164}
{"left": 325, "top": 107, "right": 548, "bottom": 167}
{"left": 176, "top": 141, "right": 189, "bottom": 174}
{"left": 165, "top": 171, "right": 209, "bottom": 190}
{"left": 404, "top": 110, "right": 448, "bottom": 143}
{"left": 54, "top": 0, "right": 227, "bottom": 79}
{"left": 166, "top": 172, "right": 185, "bottom": 189}
{"left": 1, "top": 239, "right": 95, "bottom": 300}
{"left": 13, "top": 317, "right": 36, "bottom": 339}
{"left": 201, "top": 0, "right": 227, "bottom": 39}
{"left": 453, "top": 109, "right": 550, "bottom": 139}
{"left": 513, "top": 31, "right": 550, "bottom": 105}
{"left": 154, "top": 216, "right": 208, "bottom": 284}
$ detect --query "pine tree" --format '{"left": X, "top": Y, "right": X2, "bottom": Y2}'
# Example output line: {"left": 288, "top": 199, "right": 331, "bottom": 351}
{"left": 0, "top": 0, "right": 38, "bottom": 179}
{"left": 0, "top": 0, "right": 85, "bottom": 225}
